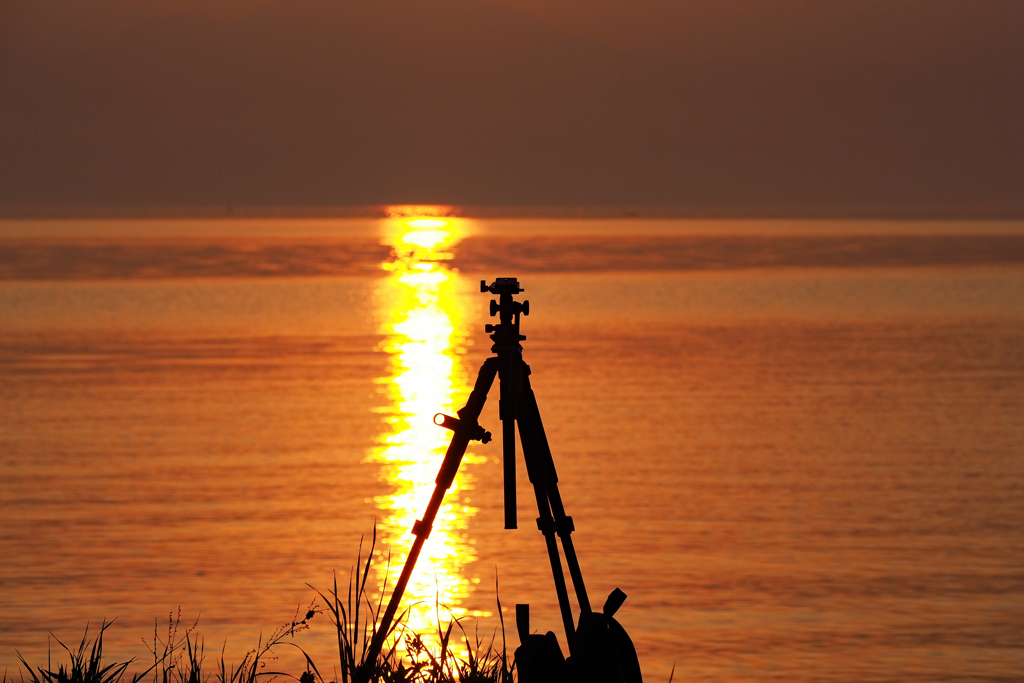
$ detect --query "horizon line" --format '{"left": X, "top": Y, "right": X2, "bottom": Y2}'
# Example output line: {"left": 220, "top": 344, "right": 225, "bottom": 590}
{"left": 3, "top": 204, "right": 1024, "bottom": 221}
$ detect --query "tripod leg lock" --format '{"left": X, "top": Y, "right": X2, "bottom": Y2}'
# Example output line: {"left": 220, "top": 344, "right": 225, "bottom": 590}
{"left": 534, "top": 514, "right": 574, "bottom": 537}
{"left": 412, "top": 518, "right": 431, "bottom": 539}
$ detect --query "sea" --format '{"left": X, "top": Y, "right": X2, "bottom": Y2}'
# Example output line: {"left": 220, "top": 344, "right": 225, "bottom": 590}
{"left": 1, "top": 217, "right": 1023, "bottom": 682}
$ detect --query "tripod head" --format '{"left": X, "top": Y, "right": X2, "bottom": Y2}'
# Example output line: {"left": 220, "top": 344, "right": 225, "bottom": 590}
{"left": 481, "top": 278, "right": 529, "bottom": 353}
{"left": 480, "top": 276, "right": 524, "bottom": 296}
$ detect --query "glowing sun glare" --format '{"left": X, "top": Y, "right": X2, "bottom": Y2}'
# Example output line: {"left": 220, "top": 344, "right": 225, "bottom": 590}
{"left": 369, "top": 214, "right": 487, "bottom": 645}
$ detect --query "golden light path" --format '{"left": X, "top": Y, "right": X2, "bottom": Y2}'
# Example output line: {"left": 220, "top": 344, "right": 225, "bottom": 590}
{"left": 369, "top": 215, "right": 488, "bottom": 644}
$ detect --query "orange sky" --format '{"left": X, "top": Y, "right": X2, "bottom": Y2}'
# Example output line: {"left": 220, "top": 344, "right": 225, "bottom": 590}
{"left": 2, "top": 0, "right": 1022, "bottom": 214}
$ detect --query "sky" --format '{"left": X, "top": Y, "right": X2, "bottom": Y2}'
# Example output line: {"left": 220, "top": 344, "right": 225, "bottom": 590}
{"left": 1, "top": 0, "right": 1022, "bottom": 215}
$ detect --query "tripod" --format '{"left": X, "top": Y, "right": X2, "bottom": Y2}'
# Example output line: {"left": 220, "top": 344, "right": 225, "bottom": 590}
{"left": 356, "top": 277, "right": 637, "bottom": 683}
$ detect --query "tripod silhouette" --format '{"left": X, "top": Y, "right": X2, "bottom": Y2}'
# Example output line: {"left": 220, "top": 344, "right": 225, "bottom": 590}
{"left": 356, "top": 277, "right": 641, "bottom": 683}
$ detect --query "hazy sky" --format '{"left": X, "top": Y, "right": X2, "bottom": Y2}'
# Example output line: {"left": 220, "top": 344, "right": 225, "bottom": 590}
{"left": 2, "top": 0, "right": 1022, "bottom": 214}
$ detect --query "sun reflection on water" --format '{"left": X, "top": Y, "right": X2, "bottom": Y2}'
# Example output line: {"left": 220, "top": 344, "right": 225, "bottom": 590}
{"left": 370, "top": 215, "right": 486, "bottom": 639}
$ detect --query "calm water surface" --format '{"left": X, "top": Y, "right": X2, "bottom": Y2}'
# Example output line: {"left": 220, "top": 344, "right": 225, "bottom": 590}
{"left": 1, "top": 218, "right": 1023, "bottom": 681}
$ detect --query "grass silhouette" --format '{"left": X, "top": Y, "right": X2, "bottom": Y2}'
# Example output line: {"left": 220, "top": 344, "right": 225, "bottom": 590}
{"left": 305, "top": 527, "right": 512, "bottom": 683}
{"left": 9, "top": 530, "right": 514, "bottom": 683}
{"left": 15, "top": 621, "right": 144, "bottom": 683}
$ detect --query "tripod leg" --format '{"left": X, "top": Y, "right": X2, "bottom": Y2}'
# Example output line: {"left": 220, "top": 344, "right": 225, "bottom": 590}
{"left": 518, "top": 368, "right": 593, "bottom": 615}
{"left": 356, "top": 357, "right": 499, "bottom": 683}
{"left": 517, "top": 413, "right": 578, "bottom": 650}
